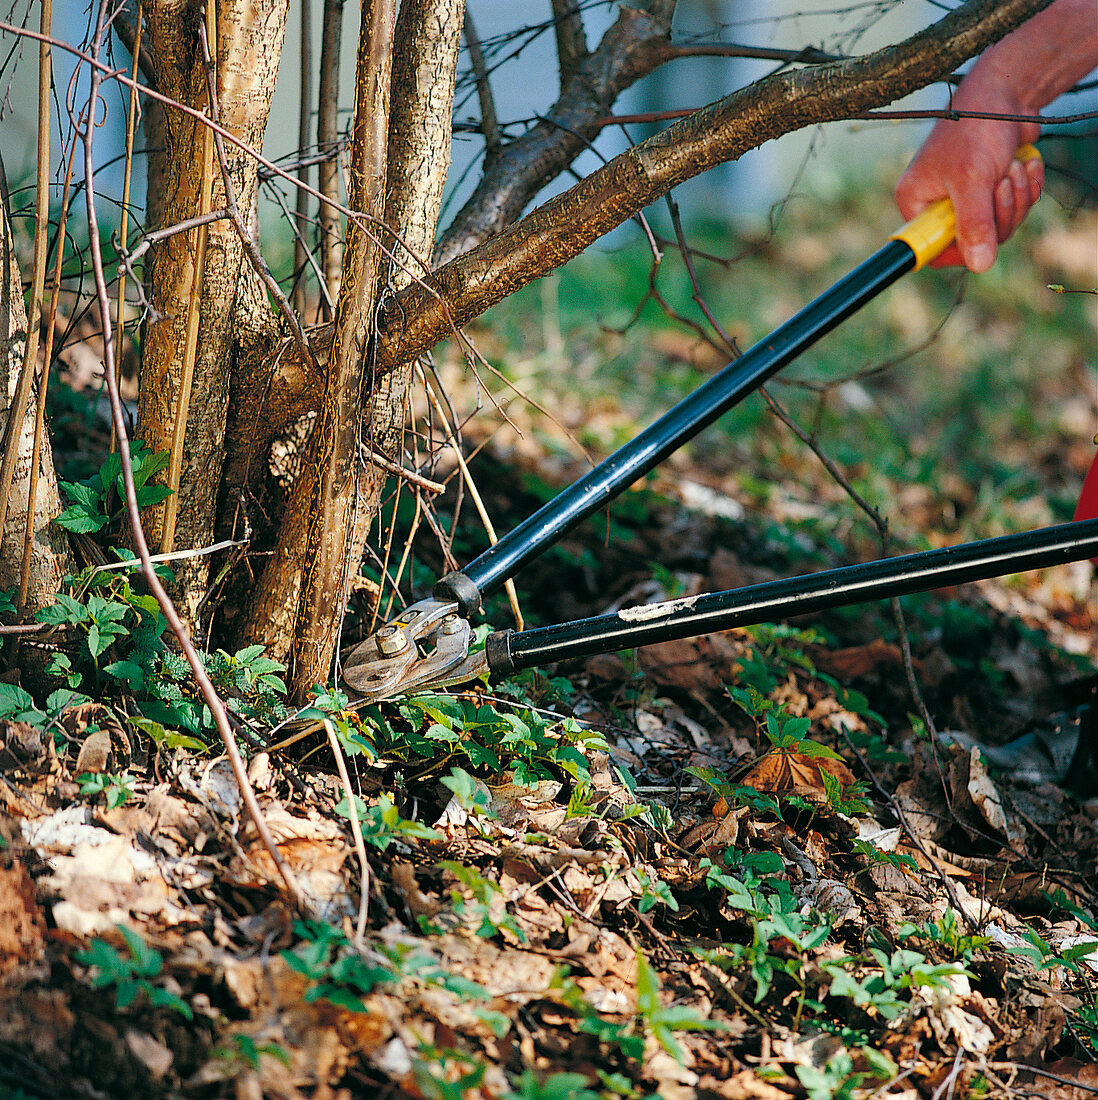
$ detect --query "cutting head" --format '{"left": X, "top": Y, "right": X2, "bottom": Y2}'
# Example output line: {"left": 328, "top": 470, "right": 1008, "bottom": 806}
{"left": 342, "top": 597, "right": 486, "bottom": 702}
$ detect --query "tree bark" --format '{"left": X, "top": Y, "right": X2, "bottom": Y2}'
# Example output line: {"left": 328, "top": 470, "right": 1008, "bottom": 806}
{"left": 137, "top": 0, "right": 288, "bottom": 624}
{"left": 342, "top": 0, "right": 467, "bottom": 621}
{"left": 253, "top": 0, "right": 1051, "bottom": 461}
{"left": 380, "top": 0, "right": 1052, "bottom": 369}
{"left": 0, "top": 168, "right": 67, "bottom": 609}
{"left": 229, "top": 0, "right": 1048, "bottom": 675}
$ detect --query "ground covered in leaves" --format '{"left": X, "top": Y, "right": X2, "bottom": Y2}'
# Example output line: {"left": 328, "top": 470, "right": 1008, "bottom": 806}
{"left": 2, "top": 168, "right": 1097, "bottom": 1099}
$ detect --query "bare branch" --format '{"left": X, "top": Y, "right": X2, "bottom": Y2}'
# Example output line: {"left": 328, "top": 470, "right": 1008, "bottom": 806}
{"left": 436, "top": 0, "right": 677, "bottom": 264}
{"left": 550, "top": 0, "right": 588, "bottom": 88}
{"left": 293, "top": 0, "right": 313, "bottom": 317}
{"left": 463, "top": 7, "right": 502, "bottom": 165}
{"left": 386, "top": 0, "right": 1053, "bottom": 369}
{"left": 317, "top": 0, "right": 345, "bottom": 314}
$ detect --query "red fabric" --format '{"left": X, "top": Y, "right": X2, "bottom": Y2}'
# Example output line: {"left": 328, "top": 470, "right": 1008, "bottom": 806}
{"left": 1076, "top": 448, "right": 1098, "bottom": 565}
{"left": 1076, "top": 449, "right": 1098, "bottom": 523}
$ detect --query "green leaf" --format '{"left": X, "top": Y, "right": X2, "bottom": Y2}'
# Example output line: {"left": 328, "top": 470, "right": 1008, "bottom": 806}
{"left": 127, "top": 716, "right": 209, "bottom": 753}
{"left": 130, "top": 446, "right": 170, "bottom": 489}
{"left": 440, "top": 769, "right": 493, "bottom": 815}
{"left": 36, "top": 593, "right": 87, "bottom": 624}
{"left": 0, "top": 682, "right": 37, "bottom": 719}
{"left": 54, "top": 505, "right": 110, "bottom": 533}
{"left": 104, "top": 660, "right": 146, "bottom": 690}
{"left": 47, "top": 688, "right": 92, "bottom": 714}
{"left": 134, "top": 484, "right": 174, "bottom": 510}
{"left": 795, "top": 739, "right": 845, "bottom": 760}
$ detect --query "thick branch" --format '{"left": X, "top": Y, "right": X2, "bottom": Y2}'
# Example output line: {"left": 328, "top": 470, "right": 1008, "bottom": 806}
{"left": 385, "top": 0, "right": 1051, "bottom": 369}
{"left": 288, "top": 0, "right": 398, "bottom": 697}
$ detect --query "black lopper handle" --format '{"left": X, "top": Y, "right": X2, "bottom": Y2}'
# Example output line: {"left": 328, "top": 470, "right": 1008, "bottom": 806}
{"left": 436, "top": 238, "right": 917, "bottom": 613}
{"left": 436, "top": 146, "right": 1041, "bottom": 616}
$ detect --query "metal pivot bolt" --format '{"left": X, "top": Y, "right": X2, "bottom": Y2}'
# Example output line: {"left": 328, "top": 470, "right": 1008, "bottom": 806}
{"left": 376, "top": 624, "right": 410, "bottom": 656}
{"left": 441, "top": 615, "right": 463, "bottom": 636}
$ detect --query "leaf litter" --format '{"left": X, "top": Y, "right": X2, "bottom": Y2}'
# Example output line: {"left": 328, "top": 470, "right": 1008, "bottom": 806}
{"left": 2, "top": 492, "right": 1096, "bottom": 1099}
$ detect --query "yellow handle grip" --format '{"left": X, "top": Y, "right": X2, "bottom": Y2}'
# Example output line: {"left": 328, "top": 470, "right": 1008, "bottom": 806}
{"left": 889, "top": 144, "right": 1042, "bottom": 270}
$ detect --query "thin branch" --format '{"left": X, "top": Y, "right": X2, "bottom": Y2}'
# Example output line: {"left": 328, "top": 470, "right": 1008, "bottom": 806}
{"left": 463, "top": 8, "right": 502, "bottom": 165}
{"left": 323, "top": 718, "right": 371, "bottom": 939}
{"left": 550, "top": 0, "right": 588, "bottom": 88}
{"left": 437, "top": 0, "right": 677, "bottom": 263}
{"left": 361, "top": 443, "right": 445, "bottom": 495}
{"left": 316, "top": 0, "right": 343, "bottom": 317}
{"left": 596, "top": 106, "right": 1095, "bottom": 128}
{"left": 293, "top": 0, "right": 313, "bottom": 317}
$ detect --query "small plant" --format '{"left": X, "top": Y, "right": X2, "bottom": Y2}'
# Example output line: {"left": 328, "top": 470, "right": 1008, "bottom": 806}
{"left": 281, "top": 920, "right": 397, "bottom": 1012}
{"left": 634, "top": 949, "right": 726, "bottom": 1063}
{"left": 686, "top": 766, "right": 785, "bottom": 820}
{"left": 1006, "top": 928, "right": 1098, "bottom": 975}
{"left": 552, "top": 969, "right": 646, "bottom": 1063}
{"left": 283, "top": 921, "right": 492, "bottom": 1015}
{"left": 634, "top": 870, "right": 679, "bottom": 915}
{"left": 54, "top": 442, "right": 172, "bottom": 535}
{"left": 75, "top": 925, "right": 192, "bottom": 1019}
{"left": 698, "top": 848, "right": 830, "bottom": 1007}
{"left": 436, "top": 860, "right": 525, "bottom": 941}
{"left": 850, "top": 838, "right": 918, "bottom": 875}
{"left": 336, "top": 792, "right": 444, "bottom": 850}
{"left": 503, "top": 1070, "right": 601, "bottom": 1100}
{"left": 897, "top": 910, "right": 991, "bottom": 963}
{"left": 734, "top": 622, "right": 821, "bottom": 697}
{"left": 78, "top": 770, "right": 134, "bottom": 809}
{"left": 822, "top": 946, "right": 970, "bottom": 1022}
{"left": 211, "top": 1034, "right": 292, "bottom": 1073}
{"left": 411, "top": 1042, "right": 488, "bottom": 1100}
{"left": 794, "top": 1051, "right": 870, "bottom": 1100}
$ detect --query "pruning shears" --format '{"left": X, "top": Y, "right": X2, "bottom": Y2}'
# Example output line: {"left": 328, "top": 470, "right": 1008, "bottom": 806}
{"left": 342, "top": 145, "right": 1098, "bottom": 705}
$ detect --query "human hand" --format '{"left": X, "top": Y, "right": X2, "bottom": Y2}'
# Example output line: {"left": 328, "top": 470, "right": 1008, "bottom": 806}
{"left": 894, "top": 75, "right": 1043, "bottom": 272}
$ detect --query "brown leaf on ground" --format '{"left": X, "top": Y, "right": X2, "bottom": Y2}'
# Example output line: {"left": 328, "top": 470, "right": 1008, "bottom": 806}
{"left": 638, "top": 633, "right": 740, "bottom": 692}
{"left": 62, "top": 703, "right": 131, "bottom": 773}
{"left": 0, "top": 858, "right": 46, "bottom": 975}
{"left": 1023, "top": 1059, "right": 1098, "bottom": 1099}
{"left": 806, "top": 638, "right": 909, "bottom": 680}
{"left": 697, "top": 1069, "right": 791, "bottom": 1098}
{"left": 740, "top": 748, "right": 855, "bottom": 794}
{"left": 0, "top": 720, "right": 57, "bottom": 775}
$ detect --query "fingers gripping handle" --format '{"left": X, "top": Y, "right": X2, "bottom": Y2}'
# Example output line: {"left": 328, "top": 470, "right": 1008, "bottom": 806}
{"left": 889, "top": 144, "right": 1042, "bottom": 270}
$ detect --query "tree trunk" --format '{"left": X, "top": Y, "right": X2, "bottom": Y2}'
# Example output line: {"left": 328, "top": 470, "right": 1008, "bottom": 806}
{"left": 0, "top": 168, "right": 67, "bottom": 610}
{"left": 137, "top": 0, "right": 288, "bottom": 627}
{"left": 341, "top": 0, "right": 467, "bottom": 613}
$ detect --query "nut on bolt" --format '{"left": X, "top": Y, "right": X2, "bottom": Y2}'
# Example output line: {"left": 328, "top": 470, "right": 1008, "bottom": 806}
{"left": 376, "top": 624, "right": 409, "bottom": 656}
{"left": 441, "top": 614, "right": 463, "bottom": 636}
